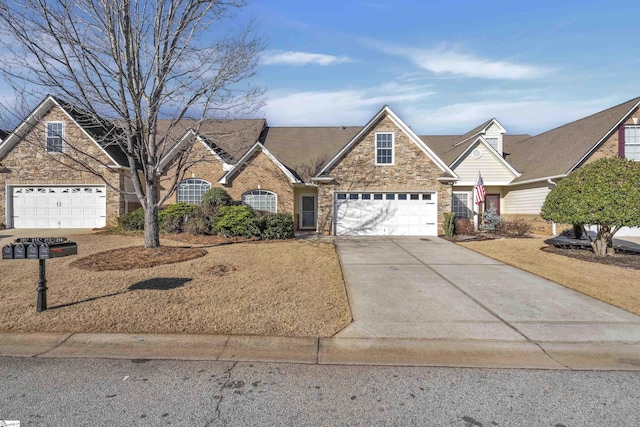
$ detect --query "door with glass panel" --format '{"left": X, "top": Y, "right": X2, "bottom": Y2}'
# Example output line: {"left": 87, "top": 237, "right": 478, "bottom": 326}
{"left": 300, "top": 195, "right": 316, "bottom": 229}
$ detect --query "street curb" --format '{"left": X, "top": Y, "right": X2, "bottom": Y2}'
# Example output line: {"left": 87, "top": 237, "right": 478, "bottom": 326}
{"left": 1, "top": 332, "right": 640, "bottom": 370}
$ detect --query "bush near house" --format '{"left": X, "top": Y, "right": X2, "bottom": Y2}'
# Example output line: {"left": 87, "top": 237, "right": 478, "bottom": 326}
{"left": 496, "top": 218, "right": 532, "bottom": 237}
{"left": 117, "top": 207, "right": 145, "bottom": 231}
{"left": 455, "top": 218, "right": 475, "bottom": 236}
{"left": 158, "top": 202, "right": 195, "bottom": 233}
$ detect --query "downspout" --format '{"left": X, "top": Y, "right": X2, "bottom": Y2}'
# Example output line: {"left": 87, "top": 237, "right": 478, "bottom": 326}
{"left": 547, "top": 178, "right": 558, "bottom": 236}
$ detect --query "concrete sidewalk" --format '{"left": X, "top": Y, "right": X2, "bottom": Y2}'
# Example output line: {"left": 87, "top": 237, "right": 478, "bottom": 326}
{"left": 1, "top": 331, "right": 639, "bottom": 370}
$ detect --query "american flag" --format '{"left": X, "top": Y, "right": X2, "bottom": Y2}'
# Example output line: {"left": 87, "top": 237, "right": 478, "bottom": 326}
{"left": 475, "top": 172, "right": 486, "bottom": 205}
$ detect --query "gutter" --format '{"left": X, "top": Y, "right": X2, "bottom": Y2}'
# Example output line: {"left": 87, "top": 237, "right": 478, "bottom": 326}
{"left": 509, "top": 174, "right": 566, "bottom": 186}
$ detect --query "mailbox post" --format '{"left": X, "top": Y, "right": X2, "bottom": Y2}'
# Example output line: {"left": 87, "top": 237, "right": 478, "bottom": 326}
{"left": 2, "top": 237, "right": 77, "bottom": 312}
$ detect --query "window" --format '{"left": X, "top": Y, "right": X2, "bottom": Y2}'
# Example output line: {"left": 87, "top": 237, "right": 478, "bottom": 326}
{"left": 46, "top": 122, "right": 64, "bottom": 153}
{"left": 385, "top": 193, "right": 395, "bottom": 200}
{"left": 243, "top": 190, "right": 277, "bottom": 213}
{"left": 398, "top": 194, "right": 407, "bottom": 200}
{"left": 177, "top": 178, "right": 211, "bottom": 204}
{"left": 485, "top": 137, "right": 499, "bottom": 152}
{"left": 362, "top": 194, "right": 371, "bottom": 200}
{"left": 348, "top": 193, "right": 359, "bottom": 200}
{"left": 375, "top": 132, "right": 394, "bottom": 165}
{"left": 452, "top": 192, "right": 472, "bottom": 219}
{"left": 336, "top": 193, "right": 347, "bottom": 200}
{"left": 373, "top": 193, "right": 383, "bottom": 200}
{"left": 624, "top": 126, "right": 640, "bottom": 160}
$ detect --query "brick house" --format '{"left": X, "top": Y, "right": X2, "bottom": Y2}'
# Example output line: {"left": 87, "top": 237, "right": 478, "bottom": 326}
{"left": 1, "top": 95, "right": 639, "bottom": 236}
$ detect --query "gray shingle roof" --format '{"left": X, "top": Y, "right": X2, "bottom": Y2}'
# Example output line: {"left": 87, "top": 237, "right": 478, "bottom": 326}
{"left": 262, "top": 126, "right": 362, "bottom": 181}
{"left": 507, "top": 97, "right": 640, "bottom": 183}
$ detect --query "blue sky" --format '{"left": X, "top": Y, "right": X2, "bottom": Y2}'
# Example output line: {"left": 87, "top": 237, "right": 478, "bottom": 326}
{"left": 243, "top": 0, "right": 640, "bottom": 135}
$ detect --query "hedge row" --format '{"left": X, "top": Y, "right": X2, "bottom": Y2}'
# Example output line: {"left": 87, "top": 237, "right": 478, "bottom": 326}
{"left": 117, "top": 188, "right": 294, "bottom": 240}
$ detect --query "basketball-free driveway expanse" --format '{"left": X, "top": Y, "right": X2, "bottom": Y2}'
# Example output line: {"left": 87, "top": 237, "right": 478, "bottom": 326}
{"left": 335, "top": 236, "right": 640, "bottom": 344}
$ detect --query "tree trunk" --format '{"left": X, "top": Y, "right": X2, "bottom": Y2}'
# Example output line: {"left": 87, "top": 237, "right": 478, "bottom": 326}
{"left": 143, "top": 183, "right": 160, "bottom": 248}
{"left": 590, "top": 225, "right": 614, "bottom": 257}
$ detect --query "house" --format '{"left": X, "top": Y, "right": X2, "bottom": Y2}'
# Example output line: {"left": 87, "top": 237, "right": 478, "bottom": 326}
{"left": 0, "top": 95, "right": 638, "bottom": 236}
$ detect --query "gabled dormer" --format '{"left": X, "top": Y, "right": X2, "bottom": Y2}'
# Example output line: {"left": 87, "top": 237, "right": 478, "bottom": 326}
{"left": 483, "top": 119, "right": 507, "bottom": 155}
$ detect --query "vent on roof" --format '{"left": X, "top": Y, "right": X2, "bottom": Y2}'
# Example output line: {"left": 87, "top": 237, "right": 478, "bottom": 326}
{"left": 339, "top": 126, "right": 346, "bottom": 130}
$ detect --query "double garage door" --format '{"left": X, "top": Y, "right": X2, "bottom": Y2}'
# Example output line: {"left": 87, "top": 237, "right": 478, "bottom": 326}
{"left": 334, "top": 192, "right": 437, "bottom": 236}
{"left": 11, "top": 186, "right": 107, "bottom": 228}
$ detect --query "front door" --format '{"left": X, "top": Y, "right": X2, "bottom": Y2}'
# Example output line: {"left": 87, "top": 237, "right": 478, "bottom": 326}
{"left": 300, "top": 194, "right": 316, "bottom": 229}
{"left": 484, "top": 194, "right": 500, "bottom": 215}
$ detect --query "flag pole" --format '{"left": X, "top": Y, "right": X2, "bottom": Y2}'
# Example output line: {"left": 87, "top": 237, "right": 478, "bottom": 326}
{"left": 473, "top": 171, "right": 479, "bottom": 231}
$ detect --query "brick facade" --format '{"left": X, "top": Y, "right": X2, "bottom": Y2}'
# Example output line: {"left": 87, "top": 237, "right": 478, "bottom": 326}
{"left": 0, "top": 105, "right": 122, "bottom": 227}
{"left": 587, "top": 106, "right": 640, "bottom": 163}
{"left": 316, "top": 115, "right": 452, "bottom": 235}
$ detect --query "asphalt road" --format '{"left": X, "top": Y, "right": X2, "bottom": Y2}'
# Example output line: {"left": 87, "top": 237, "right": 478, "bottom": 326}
{"left": 1, "top": 357, "right": 639, "bottom": 426}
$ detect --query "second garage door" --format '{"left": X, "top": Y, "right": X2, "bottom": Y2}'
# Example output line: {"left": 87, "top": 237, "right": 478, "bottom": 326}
{"left": 334, "top": 192, "right": 437, "bottom": 236}
{"left": 11, "top": 186, "right": 107, "bottom": 228}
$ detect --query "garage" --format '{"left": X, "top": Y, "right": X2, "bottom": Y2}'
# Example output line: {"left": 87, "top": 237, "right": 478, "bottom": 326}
{"left": 10, "top": 185, "right": 107, "bottom": 228}
{"left": 334, "top": 192, "right": 437, "bottom": 236}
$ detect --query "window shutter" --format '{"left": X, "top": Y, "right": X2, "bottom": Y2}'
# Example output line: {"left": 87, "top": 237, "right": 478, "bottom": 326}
{"left": 618, "top": 126, "right": 625, "bottom": 158}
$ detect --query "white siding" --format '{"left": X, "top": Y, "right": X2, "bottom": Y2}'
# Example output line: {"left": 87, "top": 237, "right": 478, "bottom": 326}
{"left": 454, "top": 143, "right": 516, "bottom": 185}
{"left": 502, "top": 183, "right": 551, "bottom": 214}
{"left": 484, "top": 123, "right": 503, "bottom": 154}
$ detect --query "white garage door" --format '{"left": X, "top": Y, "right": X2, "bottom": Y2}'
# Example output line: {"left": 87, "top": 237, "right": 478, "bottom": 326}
{"left": 334, "top": 192, "right": 437, "bottom": 236}
{"left": 615, "top": 227, "right": 640, "bottom": 237}
{"left": 11, "top": 186, "right": 107, "bottom": 228}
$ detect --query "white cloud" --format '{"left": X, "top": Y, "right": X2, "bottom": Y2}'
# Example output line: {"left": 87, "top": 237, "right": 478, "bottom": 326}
{"left": 369, "top": 40, "right": 550, "bottom": 80}
{"left": 262, "top": 50, "right": 353, "bottom": 66}
{"left": 411, "top": 49, "right": 549, "bottom": 80}
{"left": 265, "top": 84, "right": 433, "bottom": 126}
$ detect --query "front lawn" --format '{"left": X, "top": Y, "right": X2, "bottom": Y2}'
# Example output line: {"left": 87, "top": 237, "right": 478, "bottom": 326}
{"left": 458, "top": 237, "right": 640, "bottom": 316}
{"left": 0, "top": 233, "right": 352, "bottom": 337}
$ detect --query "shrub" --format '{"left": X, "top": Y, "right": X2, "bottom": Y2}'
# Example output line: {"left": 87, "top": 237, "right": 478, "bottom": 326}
{"left": 497, "top": 218, "right": 532, "bottom": 237}
{"left": 117, "top": 208, "right": 145, "bottom": 231}
{"left": 482, "top": 205, "right": 501, "bottom": 231}
{"left": 213, "top": 205, "right": 259, "bottom": 237}
{"left": 184, "top": 205, "right": 215, "bottom": 235}
{"left": 454, "top": 218, "right": 475, "bottom": 236}
{"left": 262, "top": 213, "right": 295, "bottom": 240}
{"left": 443, "top": 212, "right": 456, "bottom": 237}
{"left": 201, "top": 187, "right": 233, "bottom": 210}
{"left": 158, "top": 202, "right": 195, "bottom": 233}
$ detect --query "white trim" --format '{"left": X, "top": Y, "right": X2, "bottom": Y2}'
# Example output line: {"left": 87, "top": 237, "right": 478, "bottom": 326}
{"left": 299, "top": 193, "right": 317, "bottom": 230}
{"left": 509, "top": 174, "right": 566, "bottom": 186}
{"left": 45, "top": 121, "right": 65, "bottom": 153}
{"left": 315, "top": 105, "right": 457, "bottom": 178}
{"left": 0, "top": 95, "right": 121, "bottom": 166}
{"left": 242, "top": 189, "right": 278, "bottom": 213}
{"left": 450, "top": 136, "right": 521, "bottom": 177}
{"left": 219, "top": 142, "right": 301, "bottom": 185}
{"left": 453, "top": 118, "right": 507, "bottom": 147}
{"left": 176, "top": 178, "right": 212, "bottom": 204}
{"left": 569, "top": 99, "right": 640, "bottom": 172}
{"left": 158, "top": 129, "right": 234, "bottom": 172}
{"left": 374, "top": 132, "right": 394, "bottom": 165}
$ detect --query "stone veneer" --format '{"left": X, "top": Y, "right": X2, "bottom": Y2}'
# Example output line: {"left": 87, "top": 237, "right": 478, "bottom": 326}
{"left": 0, "top": 106, "right": 123, "bottom": 227}
{"left": 316, "top": 115, "right": 453, "bottom": 235}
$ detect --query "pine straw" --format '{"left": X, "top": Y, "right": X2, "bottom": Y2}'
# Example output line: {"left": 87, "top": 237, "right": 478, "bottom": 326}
{"left": 71, "top": 246, "right": 208, "bottom": 271}
{"left": 459, "top": 237, "right": 640, "bottom": 316}
{"left": 0, "top": 233, "right": 352, "bottom": 337}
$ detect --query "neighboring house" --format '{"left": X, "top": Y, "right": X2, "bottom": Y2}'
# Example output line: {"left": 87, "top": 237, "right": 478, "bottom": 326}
{"left": 1, "top": 95, "right": 638, "bottom": 236}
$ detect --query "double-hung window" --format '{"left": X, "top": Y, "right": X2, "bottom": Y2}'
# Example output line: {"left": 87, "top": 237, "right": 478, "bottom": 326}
{"left": 452, "top": 192, "right": 472, "bottom": 219}
{"left": 177, "top": 178, "right": 211, "bottom": 204}
{"left": 375, "top": 132, "right": 394, "bottom": 165}
{"left": 624, "top": 126, "right": 640, "bottom": 160}
{"left": 46, "top": 122, "right": 64, "bottom": 153}
{"left": 243, "top": 190, "right": 277, "bottom": 213}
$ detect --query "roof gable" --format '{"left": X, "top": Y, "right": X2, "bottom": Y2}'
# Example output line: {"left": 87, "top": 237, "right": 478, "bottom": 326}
{"left": 0, "top": 95, "right": 124, "bottom": 166}
{"left": 452, "top": 136, "right": 520, "bottom": 184}
{"left": 508, "top": 97, "right": 640, "bottom": 183}
{"left": 315, "top": 105, "right": 456, "bottom": 178}
{"left": 219, "top": 142, "right": 301, "bottom": 185}
{"left": 159, "top": 129, "right": 234, "bottom": 173}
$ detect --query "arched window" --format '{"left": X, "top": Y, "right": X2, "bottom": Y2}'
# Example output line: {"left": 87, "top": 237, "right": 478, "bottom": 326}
{"left": 242, "top": 190, "right": 277, "bottom": 213}
{"left": 177, "top": 178, "right": 211, "bottom": 204}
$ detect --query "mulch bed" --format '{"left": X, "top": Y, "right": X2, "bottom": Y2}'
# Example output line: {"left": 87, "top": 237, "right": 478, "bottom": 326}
{"left": 541, "top": 245, "right": 640, "bottom": 270}
{"left": 70, "top": 246, "right": 208, "bottom": 271}
{"left": 160, "top": 233, "right": 258, "bottom": 246}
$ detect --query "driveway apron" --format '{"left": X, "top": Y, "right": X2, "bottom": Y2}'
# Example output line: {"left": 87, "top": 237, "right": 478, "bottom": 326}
{"left": 335, "top": 236, "right": 640, "bottom": 344}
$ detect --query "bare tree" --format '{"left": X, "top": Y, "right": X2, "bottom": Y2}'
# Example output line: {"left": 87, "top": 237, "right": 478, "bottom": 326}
{"left": 0, "top": 0, "right": 264, "bottom": 247}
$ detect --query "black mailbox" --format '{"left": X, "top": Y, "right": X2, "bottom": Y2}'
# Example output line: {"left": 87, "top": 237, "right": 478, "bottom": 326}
{"left": 27, "top": 243, "right": 39, "bottom": 259}
{"left": 2, "top": 245, "right": 13, "bottom": 259}
{"left": 39, "top": 242, "right": 77, "bottom": 259}
{"left": 13, "top": 244, "right": 25, "bottom": 259}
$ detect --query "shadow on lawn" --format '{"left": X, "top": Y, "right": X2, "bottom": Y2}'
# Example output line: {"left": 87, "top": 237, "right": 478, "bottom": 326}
{"left": 49, "top": 277, "right": 193, "bottom": 310}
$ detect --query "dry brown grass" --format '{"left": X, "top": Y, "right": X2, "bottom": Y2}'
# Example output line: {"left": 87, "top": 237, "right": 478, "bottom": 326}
{"left": 0, "top": 233, "right": 352, "bottom": 337}
{"left": 459, "top": 237, "right": 640, "bottom": 316}
{"left": 71, "top": 246, "right": 208, "bottom": 270}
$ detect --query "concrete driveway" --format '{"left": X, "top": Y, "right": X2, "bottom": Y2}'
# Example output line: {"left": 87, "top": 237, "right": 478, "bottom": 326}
{"left": 335, "top": 236, "right": 640, "bottom": 344}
